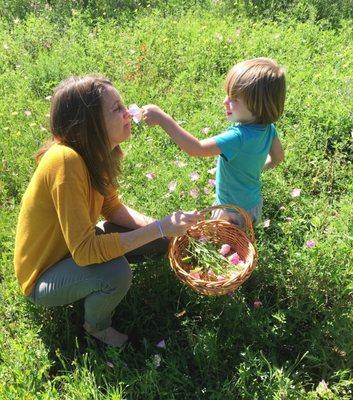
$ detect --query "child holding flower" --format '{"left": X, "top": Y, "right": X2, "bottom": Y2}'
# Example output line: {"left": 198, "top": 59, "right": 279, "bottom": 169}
{"left": 142, "top": 58, "right": 286, "bottom": 225}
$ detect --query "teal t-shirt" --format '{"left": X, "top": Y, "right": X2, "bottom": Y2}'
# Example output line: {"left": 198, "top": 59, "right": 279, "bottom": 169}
{"left": 214, "top": 123, "right": 277, "bottom": 210}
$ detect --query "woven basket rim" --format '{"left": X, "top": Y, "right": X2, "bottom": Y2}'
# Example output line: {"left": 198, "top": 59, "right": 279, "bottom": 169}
{"left": 168, "top": 217, "right": 257, "bottom": 296}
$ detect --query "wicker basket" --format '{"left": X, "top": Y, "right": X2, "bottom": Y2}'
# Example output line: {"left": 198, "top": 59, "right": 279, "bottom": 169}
{"left": 168, "top": 204, "right": 257, "bottom": 296}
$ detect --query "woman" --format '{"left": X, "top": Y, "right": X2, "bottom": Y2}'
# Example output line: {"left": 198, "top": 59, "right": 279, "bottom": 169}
{"left": 14, "top": 75, "right": 201, "bottom": 347}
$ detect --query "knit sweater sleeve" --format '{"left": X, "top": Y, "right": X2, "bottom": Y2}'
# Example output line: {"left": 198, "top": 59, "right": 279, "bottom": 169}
{"left": 50, "top": 150, "right": 125, "bottom": 266}
{"left": 101, "top": 185, "right": 123, "bottom": 221}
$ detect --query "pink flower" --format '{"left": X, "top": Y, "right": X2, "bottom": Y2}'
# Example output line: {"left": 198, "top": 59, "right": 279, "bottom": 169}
{"left": 146, "top": 172, "right": 156, "bottom": 180}
{"left": 175, "top": 160, "right": 187, "bottom": 168}
{"left": 168, "top": 181, "right": 177, "bottom": 192}
{"left": 207, "top": 167, "right": 216, "bottom": 175}
{"left": 291, "top": 188, "right": 301, "bottom": 198}
{"left": 190, "top": 272, "right": 201, "bottom": 279}
{"left": 253, "top": 300, "right": 262, "bottom": 308}
{"left": 208, "top": 179, "right": 216, "bottom": 187}
{"left": 219, "top": 244, "right": 231, "bottom": 256}
{"left": 217, "top": 275, "right": 226, "bottom": 281}
{"left": 207, "top": 269, "right": 217, "bottom": 279}
{"left": 306, "top": 239, "right": 316, "bottom": 248}
{"left": 263, "top": 219, "right": 271, "bottom": 228}
{"left": 201, "top": 127, "right": 210, "bottom": 135}
{"left": 189, "top": 188, "right": 199, "bottom": 198}
{"left": 198, "top": 235, "right": 208, "bottom": 243}
{"left": 156, "top": 339, "right": 166, "bottom": 349}
{"left": 189, "top": 171, "right": 200, "bottom": 181}
{"left": 229, "top": 252, "right": 241, "bottom": 265}
{"left": 203, "top": 187, "right": 211, "bottom": 194}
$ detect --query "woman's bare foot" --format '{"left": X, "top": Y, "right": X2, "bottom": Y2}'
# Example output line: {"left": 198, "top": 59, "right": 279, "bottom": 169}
{"left": 83, "top": 322, "right": 128, "bottom": 347}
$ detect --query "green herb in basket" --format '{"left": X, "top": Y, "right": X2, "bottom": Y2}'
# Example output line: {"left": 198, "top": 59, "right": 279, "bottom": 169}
{"left": 181, "top": 236, "right": 246, "bottom": 281}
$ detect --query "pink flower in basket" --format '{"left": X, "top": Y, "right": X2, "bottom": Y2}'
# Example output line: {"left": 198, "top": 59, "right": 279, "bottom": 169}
{"left": 208, "top": 269, "right": 217, "bottom": 279}
{"left": 229, "top": 252, "right": 241, "bottom": 265}
{"left": 219, "top": 244, "right": 231, "bottom": 256}
{"left": 217, "top": 275, "right": 226, "bottom": 281}
{"left": 189, "top": 271, "right": 201, "bottom": 279}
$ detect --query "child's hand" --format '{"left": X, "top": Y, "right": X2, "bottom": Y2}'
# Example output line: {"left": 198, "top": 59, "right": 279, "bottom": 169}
{"left": 141, "top": 104, "right": 169, "bottom": 126}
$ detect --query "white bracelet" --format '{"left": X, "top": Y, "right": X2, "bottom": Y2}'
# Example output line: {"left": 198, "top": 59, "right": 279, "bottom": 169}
{"left": 155, "top": 220, "right": 165, "bottom": 238}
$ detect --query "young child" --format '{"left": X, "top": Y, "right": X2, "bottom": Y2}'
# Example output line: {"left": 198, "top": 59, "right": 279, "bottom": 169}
{"left": 142, "top": 57, "right": 286, "bottom": 226}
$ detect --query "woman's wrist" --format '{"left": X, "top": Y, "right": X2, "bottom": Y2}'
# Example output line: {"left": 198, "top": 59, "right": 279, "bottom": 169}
{"left": 155, "top": 220, "right": 166, "bottom": 238}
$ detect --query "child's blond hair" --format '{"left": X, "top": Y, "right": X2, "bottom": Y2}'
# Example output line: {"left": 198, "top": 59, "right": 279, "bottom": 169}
{"left": 225, "top": 58, "right": 286, "bottom": 124}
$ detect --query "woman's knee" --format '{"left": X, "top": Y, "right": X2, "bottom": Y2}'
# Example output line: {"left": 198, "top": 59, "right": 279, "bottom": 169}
{"left": 104, "top": 257, "right": 132, "bottom": 290}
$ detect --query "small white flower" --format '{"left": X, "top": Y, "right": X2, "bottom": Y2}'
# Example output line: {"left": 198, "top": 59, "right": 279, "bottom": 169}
{"left": 168, "top": 181, "right": 177, "bottom": 192}
{"left": 263, "top": 219, "right": 271, "bottom": 228}
{"left": 291, "top": 188, "right": 301, "bottom": 198}
{"left": 190, "top": 172, "right": 200, "bottom": 181}
{"left": 153, "top": 354, "right": 161, "bottom": 367}
{"left": 146, "top": 172, "right": 156, "bottom": 180}
{"left": 189, "top": 188, "right": 199, "bottom": 198}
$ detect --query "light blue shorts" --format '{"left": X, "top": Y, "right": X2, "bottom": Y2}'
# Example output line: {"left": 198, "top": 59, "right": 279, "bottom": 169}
{"left": 212, "top": 198, "right": 263, "bottom": 227}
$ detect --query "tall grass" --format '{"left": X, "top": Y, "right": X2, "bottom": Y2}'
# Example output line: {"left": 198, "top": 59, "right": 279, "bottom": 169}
{"left": 0, "top": 1, "right": 352, "bottom": 399}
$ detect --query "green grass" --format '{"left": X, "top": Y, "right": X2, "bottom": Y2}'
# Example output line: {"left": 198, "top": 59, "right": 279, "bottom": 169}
{"left": 1, "top": 1, "right": 353, "bottom": 399}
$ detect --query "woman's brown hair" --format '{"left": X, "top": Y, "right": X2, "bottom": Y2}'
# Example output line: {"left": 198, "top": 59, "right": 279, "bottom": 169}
{"left": 225, "top": 58, "right": 286, "bottom": 124}
{"left": 36, "top": 75, "right": 122, "bottom": 196}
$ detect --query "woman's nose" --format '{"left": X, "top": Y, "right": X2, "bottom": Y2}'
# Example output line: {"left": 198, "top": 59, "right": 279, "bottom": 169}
{"left": 124, "top": 109, "right": 132, "bottom": 119}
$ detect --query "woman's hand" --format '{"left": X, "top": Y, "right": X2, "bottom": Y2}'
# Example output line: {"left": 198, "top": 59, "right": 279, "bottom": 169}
{"left": 141, "top": 104, "right": 169, "bottom": 126}
{"left": 158, "top": 210, "right": 202, "bottom": 237}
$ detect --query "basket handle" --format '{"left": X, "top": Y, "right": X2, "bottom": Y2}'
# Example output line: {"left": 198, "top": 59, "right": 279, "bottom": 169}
{"left": 198, "top": 204, "right": 255, "bottom": 244}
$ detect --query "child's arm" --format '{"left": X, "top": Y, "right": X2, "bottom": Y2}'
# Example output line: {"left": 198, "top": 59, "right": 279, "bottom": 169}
{"left": 142, "top": 105, "right": 221, "bottom": 157}
{"left": 263, "top": 136, "right": 285, "bottom": 170}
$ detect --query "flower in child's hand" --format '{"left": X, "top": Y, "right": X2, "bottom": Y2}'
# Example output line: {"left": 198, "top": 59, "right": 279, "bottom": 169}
{"left": 306, "top": 239, "right": 316, "bottom": 248}
{"left": 190, "top": 171, "right": 200, "bottom": 181}
{"left": 146, "top": 172, "right": 156, "bottom": 180}
{"left": 168, "top": 181, "right": 177, "bottom": 192}
{"left": 229, "top": 252, "right": 241, "bottom": 265}
{"left": 189, "top": 188, "right": 199, "bottom": 198}
{"left": 291, "top": 188, "right": 301, "bottom": 198}
{"left": 253, "top": 300, "right": 262, "bottom": 308}
{"left": 128, "top": 104, "right": 142, "bottom": 123}
{"left": 219, "top": 244, "right": 231, "bottom": 256}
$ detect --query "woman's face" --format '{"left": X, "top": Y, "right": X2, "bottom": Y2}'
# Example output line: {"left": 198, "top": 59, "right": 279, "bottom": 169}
{"left": 102, "top": 86, "right": 131, "bottom": 149}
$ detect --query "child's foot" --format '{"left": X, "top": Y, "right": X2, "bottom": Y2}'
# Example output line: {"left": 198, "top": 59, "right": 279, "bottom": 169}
{"left": 83, "top": 322, "right": 128, "bottom": 347}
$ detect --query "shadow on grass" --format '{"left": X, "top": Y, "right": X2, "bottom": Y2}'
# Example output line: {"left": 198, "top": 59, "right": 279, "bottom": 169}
{"left": 24, "top": 245, "right": 352, "bottom": 397}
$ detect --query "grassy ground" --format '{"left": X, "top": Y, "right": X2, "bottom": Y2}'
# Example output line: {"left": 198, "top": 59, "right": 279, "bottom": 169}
{"left": 0, "top": 1, "right": 352, "bottom": 398}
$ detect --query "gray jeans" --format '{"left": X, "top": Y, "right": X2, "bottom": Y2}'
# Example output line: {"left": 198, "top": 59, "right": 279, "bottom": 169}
{"left": 28, "top": 222, "right": 169, "bottom": 330}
